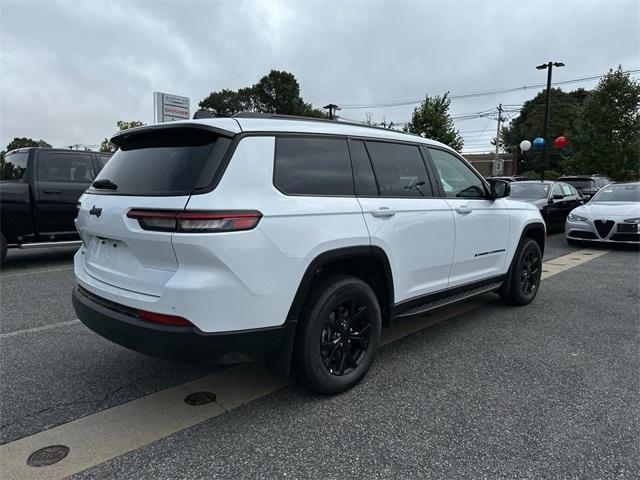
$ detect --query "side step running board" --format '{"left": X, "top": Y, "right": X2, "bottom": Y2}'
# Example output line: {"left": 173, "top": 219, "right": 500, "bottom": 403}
{"left": 392, "top": 282, "right": 503, "bottom": 319}
{"left": 18, "top": 240, "right": 82, "bottom": 249}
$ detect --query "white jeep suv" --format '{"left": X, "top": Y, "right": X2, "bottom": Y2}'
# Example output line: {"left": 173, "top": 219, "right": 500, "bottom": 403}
{"left": 72, "top": 113, "right": 545, "bottom": 394}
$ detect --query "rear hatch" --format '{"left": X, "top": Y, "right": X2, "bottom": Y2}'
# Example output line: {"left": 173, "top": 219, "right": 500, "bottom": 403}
{"left": 76, "top": 125, "right": 233, "bottom": 296}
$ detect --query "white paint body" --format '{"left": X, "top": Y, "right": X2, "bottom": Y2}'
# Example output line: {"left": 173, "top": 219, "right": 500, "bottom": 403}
{"left": 74, "top": 117, "right": 544, "bottom": 333}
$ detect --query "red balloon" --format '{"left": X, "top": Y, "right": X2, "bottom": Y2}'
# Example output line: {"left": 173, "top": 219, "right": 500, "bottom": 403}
{"left": 554, "top": 136, "right": 568, "bottom": 149}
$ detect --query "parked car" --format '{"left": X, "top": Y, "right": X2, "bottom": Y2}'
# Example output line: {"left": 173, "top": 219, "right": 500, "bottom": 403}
{"left": 507, "top": 180, "right": 583, "bottom": 231}
{"left": 486, "top": 175, "right": 535, "bottom": 182}
{"left": 72, "top": 114, "right": 546, "bottom": 395}
{"left": 558, "top": 175, "right": 613, "bottom": 200}
{"left": 565, "top": 182, "right": 640, "bottom": 245}
{"left": 0, "top": 147, "right": 111, "bottom": 262}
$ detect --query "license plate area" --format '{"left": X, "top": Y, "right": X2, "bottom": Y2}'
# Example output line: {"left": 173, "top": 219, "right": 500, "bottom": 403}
{"left": 618, "top": 223, "right": 638, "bottom": 233}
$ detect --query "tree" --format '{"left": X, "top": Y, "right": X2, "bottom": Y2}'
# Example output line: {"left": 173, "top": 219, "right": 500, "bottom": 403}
{"left": 199, "top": 70, "right": 326, "bottom": 118}
{"left": 404, "top": 93, "right": 463, "bottom": 151}
{"left": 100, "top": 120, "right": 144, "bottom": 153}
{"left": 501, "top": 88, "right": 587, "bottom": 174}
{"left": 6, "top": 137, "right": 51, "bottom": 151}
{"left": 569, "top": 67, "right": 640, "bottom": 179}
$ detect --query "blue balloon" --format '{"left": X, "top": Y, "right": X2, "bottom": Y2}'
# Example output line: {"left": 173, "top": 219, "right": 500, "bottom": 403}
{"left": 533, "top": 137, "right": 545, "bottom": 150}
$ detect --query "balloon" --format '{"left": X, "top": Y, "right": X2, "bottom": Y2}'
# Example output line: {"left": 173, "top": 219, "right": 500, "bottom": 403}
{"left": 554, "top": 136, "right": 567, "bottom": 149}
{"left": 519, "top": 140, "right": 532, "bottom": 152}
{"left": 533, "top": 137, "right": 545, "bottom": 150}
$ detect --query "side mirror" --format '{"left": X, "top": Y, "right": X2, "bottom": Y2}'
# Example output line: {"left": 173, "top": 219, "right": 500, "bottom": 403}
{"left": 552, "top": 194, "right": 564, "bottom": 200}
{"left": 583, "top": 194, "right": 591, "bottom": 202}
{"left": 488, "top": 179, "right": 510, "bottom": 199}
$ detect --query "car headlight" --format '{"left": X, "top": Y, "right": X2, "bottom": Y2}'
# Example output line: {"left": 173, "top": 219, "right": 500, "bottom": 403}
{"left": 567, "top": 213, "right": 588, "bottom": 222}
{"left": 624, "top": 217, "right": 640, "bottom": 224}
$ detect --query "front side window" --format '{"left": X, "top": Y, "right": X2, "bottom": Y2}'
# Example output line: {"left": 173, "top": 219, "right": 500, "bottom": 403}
{"left": 1, "top": 152, "right": 28, "bottom": 181}
{"left": 561, "top": 183, "right": 574, "bottom": 196}
{"left": 365, "top": 141, "right": 432, "bottom": 197}
{"left": 38, "top": 153, "right": 95, "bottom": 183}
{"left": 429, "top": 148, "right": 486, "bottom": 199}
{"left": 274, "top": 137, "right": 353, "bottom": 196}
{"left": 551, "top": 183, "right": 563, "bottom": 197}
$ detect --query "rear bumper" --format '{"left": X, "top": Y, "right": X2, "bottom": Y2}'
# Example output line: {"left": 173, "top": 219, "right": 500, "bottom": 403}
{"left": 72, "top": 286, "right": 290, "bottom": 363}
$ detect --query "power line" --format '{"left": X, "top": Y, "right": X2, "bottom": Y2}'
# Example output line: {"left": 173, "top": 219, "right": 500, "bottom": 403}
{"left": 339, "top": 68, "right": 640, "bottom": 109}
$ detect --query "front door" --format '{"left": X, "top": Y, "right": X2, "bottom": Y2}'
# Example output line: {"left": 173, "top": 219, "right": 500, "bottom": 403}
{"left": 427, "top": 148, "right": 511, "bottom": 288}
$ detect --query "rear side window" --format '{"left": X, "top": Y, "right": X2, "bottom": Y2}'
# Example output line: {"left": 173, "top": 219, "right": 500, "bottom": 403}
{"left": 366, "top": 141, "right": 432, "bottom": 197}
{"left": 348, "top": 140, "right": 378, "bottom": 196}
{"left": 274, "top": 137, "right": 353, "bottom": 195}
{"left": 1, "top": 152, "right": 28, "bottom": 181}
{"left": 38, "top": 153, "right": 95, "bottom": 183}
{"left": 90, "top": 129, "right": 231, "bottom": 196}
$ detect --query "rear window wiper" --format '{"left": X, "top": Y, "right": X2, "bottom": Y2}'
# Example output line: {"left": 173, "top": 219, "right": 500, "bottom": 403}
{"left": 92, "top": 179, "right": 118, "bottom": 190}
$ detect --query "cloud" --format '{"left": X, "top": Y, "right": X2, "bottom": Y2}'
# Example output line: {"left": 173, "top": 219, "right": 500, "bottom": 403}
{"left": 1, "top": 0, "right": 638, "bottom": 151}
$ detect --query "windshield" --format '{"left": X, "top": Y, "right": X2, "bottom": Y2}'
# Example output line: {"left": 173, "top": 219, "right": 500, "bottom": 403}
{"left": 562, "top": 179, "right": 596, "bottom": 190}
{"left": 591, "top": 184, "right": 640, "bottom": 202}
{"left": 90, "top": 128, "right": 231, "bottom": 196}
{"left": 509, "top": 183, "right": 550, "bottom": 198}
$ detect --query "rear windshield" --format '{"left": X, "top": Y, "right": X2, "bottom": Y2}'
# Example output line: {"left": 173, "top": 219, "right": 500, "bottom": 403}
{"left": 89, "top": 128, "right": 231, "bottom": 196}
{"left": 591, "top": 184, "right": 640, "bottom": 202}
{"left": 562, "top": 179, "right": 596, "bottom": 190}
{"left": 509, "top": 183, "right": 550, "bottom": 198}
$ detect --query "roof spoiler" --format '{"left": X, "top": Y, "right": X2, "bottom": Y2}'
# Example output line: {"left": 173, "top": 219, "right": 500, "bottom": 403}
{"left": 110, "top": 121, "right": 236, "bottom": 147}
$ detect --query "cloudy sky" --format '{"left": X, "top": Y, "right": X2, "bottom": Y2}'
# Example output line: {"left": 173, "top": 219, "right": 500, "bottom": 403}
{"left": 1, "top": 0, "right": 638, "bottom": 152}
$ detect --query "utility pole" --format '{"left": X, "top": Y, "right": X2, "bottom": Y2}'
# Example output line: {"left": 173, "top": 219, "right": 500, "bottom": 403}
{"left": 493, "top": 103, "right": 503, "bottom": 176}
{"left": 536, "top": 61, "right": 565, "bottom": 180}
{"left": 323, "top": 103, "right": 341, "bottom": 120}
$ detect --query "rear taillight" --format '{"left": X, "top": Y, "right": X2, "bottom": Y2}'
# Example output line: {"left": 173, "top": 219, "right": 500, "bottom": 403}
{"left": 137, "top": 309, "right": 194, "bottom": 327}
{"left": 126, "top": 210, "right": 262, "bottom": 233}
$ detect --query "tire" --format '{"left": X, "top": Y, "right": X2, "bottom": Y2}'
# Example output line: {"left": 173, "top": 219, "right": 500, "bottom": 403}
{"left": 292, "top": 274, "right": 381, "bottom": 395}
{"left": 499, "top": 238, "right": 542, "bottom": 306}
{"left": 0, "top": 232, "right": 7, "bottom": 265}
{"left": 566, "top": 238, "right": 582, "bottom": 247}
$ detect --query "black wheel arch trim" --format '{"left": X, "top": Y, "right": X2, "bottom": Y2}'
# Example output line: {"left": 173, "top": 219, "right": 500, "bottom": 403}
{"left": 285, "top": 245, "right": 394, "bottom": 325}
{"left": 501, "top": 222, "right": 546, "bottom": 298}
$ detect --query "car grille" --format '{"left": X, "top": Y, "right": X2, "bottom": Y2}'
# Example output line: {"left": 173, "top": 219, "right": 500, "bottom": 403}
{"left": 568, "top": 230, "right": 597, "bottom": 240}
{"left": 594, "top": 220, "right": 615, "bottom": 238}
{"left": 610, "top": 233, "right": 640, "bottom": 242}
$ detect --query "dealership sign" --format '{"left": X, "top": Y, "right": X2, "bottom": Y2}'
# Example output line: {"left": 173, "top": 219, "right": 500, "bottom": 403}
{"left": 153, "top": 92, "right": 190, "bottom": 123}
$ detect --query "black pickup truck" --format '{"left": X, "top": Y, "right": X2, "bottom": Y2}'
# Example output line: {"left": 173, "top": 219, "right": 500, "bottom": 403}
{"left": 0, "top": 147, "right": 111, "bottom": 262}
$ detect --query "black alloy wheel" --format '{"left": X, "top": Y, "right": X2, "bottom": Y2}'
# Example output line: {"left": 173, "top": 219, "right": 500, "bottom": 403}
{"left": 320, "top": 297, "right": 372, "bottom": 376}
{"left": 520, "top": 248, "right": 541, "bottom": 296}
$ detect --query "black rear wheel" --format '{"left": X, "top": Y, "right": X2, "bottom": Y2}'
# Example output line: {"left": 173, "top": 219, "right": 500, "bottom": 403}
{"left": 499, "top": 238, "right": 542, "bottom": 306}
{"left": 292, "top": 274, "right": 381, "bottom": 395}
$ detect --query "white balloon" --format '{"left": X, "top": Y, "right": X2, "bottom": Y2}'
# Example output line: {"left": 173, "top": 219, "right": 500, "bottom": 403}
{"left": 520, "top": 140, "right": 532, "bottom": 152}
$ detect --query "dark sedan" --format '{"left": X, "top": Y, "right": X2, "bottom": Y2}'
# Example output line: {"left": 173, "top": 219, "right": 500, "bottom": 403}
{"left": 508, "top": 180, "right": 584, "bottom": 231}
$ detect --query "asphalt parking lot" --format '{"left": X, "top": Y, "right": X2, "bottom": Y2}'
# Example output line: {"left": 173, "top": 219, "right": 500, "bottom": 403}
{"left": 0, "top": 234, "right": 638, "bottom": 479}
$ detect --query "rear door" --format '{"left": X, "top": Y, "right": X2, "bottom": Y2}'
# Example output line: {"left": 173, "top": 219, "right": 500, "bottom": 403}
{"left": 353, "top": 139, "right": 454, "bottom": 301}
{"left": 427, "top": 147, "right": 511, "bottom": 288}
{"left": 76, "top": 127, "right": 232, "bottom": 297}
{"left": 35, "top": 151, "right": 96, "bottom": 235}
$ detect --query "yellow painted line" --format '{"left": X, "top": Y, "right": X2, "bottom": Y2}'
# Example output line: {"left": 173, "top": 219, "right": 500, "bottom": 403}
{"left": 0, "top": 248, "right": 609, "bottom": 479}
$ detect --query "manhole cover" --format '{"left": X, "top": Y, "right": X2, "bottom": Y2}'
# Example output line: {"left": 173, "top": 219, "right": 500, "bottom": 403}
{"left": 184, "top": 391, "right": 216, "bottom": 406}
{"left": 27, "top": 445, "right": 69, "bottom": 467}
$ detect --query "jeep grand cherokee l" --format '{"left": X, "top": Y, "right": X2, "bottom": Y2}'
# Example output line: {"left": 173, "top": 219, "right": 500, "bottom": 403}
{"left": 72, "top": 113, "right": 545, "bottom": 394}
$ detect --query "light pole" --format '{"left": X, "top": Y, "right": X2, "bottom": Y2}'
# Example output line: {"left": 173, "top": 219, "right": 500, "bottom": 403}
{"left": 536, "top": 61, "right": 565, "bottom": 180}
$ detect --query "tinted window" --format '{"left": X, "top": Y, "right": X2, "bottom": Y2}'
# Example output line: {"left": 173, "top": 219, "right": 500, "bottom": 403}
{"left": 429, "top": 148, "right": 486, "bottom": 199}
{"left": 96, "top": 155, "right": 111, "bottom": 171}
{"left": 562, "top": 179, "right": 596, "bottom": 190}
{"left": 38, "top": 153, "right": 95, "bottom": 183}
{"left": 366, "top": 142, "right": 432, "bottom": 197}
{"left": 349, "top": 140, "right": 378, "bottom": 196}
{"left": 1, "top": 152, "right": 28, "bottom": 181}
{"left": 274, "top": 137, "right": 353, "bottom": 195}
{"left": 91, "top": 129, "right": 231, "bottom": 196}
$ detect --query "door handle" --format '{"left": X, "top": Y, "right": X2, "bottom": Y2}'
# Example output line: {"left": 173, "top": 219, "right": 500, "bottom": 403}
{"left": 43, "top": 189, "right": 62, "bottom": 194}
{"left": 370, "top": 207, "right": 396, "bottom": 218}
{"left": 455, "top": 205, "right": 472, "bottom": 214}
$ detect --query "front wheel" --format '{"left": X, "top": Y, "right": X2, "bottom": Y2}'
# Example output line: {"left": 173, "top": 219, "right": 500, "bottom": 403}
{"left": 292, "top": 274, "right": 381, "bottom": 395}
{"left": 499, "top": 238, "right": 543, "bottom": 306}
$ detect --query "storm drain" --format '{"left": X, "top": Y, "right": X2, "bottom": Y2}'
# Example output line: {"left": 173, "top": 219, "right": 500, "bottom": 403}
{"left": 184, "top": 391, "right": 217, "bottom": 406}
{"left": 27, "top": 445, "right": 69, "bottom": 467}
